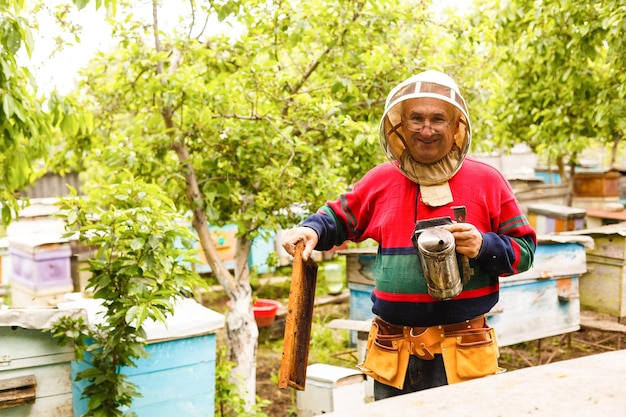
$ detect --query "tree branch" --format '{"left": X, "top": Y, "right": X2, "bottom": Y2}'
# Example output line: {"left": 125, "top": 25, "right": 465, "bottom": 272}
{"left": 152, "top": 0, "right": 163, "bottom": 75}
{"left": 283, "top": 4, "right": 364, "bottom": 116}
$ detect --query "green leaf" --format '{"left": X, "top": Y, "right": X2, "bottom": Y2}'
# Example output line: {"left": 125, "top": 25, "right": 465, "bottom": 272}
{"left": 129, "top": 238, "right": 144, "bottom": 251}
{"left": 2, "top": 95, "right": 16, "bottom": 119}
{"left": 72, "top": 0, "right": 91, "bottom": 10}
{"left": 125, "top": 305, "right": 138, "bottom": 324}
{"left": 67, "top": 210, "right": 78, "bottom": 226}
{"left": 2, "top": 205, "right": 12, "bottom": 225}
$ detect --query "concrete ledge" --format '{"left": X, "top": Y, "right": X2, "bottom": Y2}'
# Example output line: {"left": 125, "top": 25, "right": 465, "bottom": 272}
{"left": 318, "top": 349, "right": 626, "bottom": 416}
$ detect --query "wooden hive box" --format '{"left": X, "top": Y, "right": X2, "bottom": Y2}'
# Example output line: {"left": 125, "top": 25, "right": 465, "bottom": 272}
{"left": 563, "top": 222, "right": 626, "bottom": 323}
{"left": 296, "top": 364, "right": 366, "bottom": 416}
{"left": 573, "top": 170, "right": 620, "bottom": 198}
{"left": 8, "top": 237, "right": 73, "bottom": 291}
{"left": 336, "top": 248, "right": 377, "bottom": 346}
{"left": 8, "top": 236, "right": 74, "bottom": 308}
{"left": 572, "top": 171, "right": 621, "bottom": 210}
{"left": 338, "top": 237, "right": 590, "bottom": 348}
{"left": 337, "top": 248, "right": 376, "bottom": 322}
{"left": 488, "top": 235, "right": 591, "bottom": 346}
{"left": 65, "top": 298, "right": 225, "bottom": 417}
{"left": 0, "top": 308, "right": 85, "bottom": 417}
{"left": 527, "top": 203, "right": 586, "bottom": 235}
{"left": 0, "top": 237, "right": 8, "bottom": 287}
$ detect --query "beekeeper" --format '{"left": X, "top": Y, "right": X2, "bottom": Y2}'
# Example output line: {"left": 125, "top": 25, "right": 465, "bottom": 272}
{"left": 281, "top": 70, "right": 537, "bottom": 399}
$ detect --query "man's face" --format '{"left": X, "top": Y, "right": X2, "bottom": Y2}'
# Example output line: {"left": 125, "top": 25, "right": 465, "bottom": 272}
{"left": 400, "top": 98, "right": 458, "bottom": 164}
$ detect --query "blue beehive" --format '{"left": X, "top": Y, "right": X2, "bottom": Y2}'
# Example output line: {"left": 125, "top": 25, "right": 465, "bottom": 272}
{"left": 248, "top": 230, "right": 276, "bottom": 274}
{"left": 195, "top": 225, "right": 276, "bottom": 275}
{"left": 63, "top": 297, "right": 224, "bottom": 417}
{"left": 339, "top": 236, "right": 591, "bottom": 349}
{"left": 338, "top": 248, "right": 377, "bottom": 326}
{"left": 487, "top": 235, "right": 591, "bottom": 347}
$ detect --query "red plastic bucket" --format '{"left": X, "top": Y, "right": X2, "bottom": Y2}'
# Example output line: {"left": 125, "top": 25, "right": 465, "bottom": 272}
{"left": 252, "top": 299, "right": 280, "bottom": 327}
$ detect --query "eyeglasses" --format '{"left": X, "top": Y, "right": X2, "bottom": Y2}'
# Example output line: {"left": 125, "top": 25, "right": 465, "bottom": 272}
{"left": 402, "top": 114, "right": 452, "bottom": 133}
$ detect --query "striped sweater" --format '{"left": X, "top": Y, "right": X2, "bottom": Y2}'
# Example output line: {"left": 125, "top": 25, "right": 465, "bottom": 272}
{"left": 302, "top": 158, "right": 537, "bottom": 327}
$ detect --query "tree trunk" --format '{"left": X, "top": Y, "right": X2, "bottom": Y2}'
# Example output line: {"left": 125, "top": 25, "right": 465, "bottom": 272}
{"left": 227, "top": 236, "right": 259, "bottom": 408}
{"left": 556, "top": 155, "right": 567, "bottom": 185}
{"left": 611, "top": 132, "right": 623, "bottom": 168}
{"left": 565, "top": 156, "right": 577, "bottom": 207}
{"left": 152, "top": 1, "right": 258, "bottom": 409}
{"left": 171, "top": 141, "right": 258, "bottom": 409}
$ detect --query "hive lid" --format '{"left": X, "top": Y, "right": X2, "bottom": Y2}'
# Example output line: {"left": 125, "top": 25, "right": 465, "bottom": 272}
{"left": 502, "top": 234, "right": 591, "bottom": 283}
{"left": 561, "top": 221, "right": 626, "bottom": 237}
{"left": 57, "top": 295, "right": 225, "bottom": 342}
{"left": 142, "top": 298, "right": 225, "bottom": 341}
{"left": 0, "top": 307, "right": 87, "bottom": 330}
{"left": 305, "top": 363, "right": 365, "bottom": 386}
{"left": 527, "top": 203, "right": 587, "bottom": 217}
{"left": 8, "top": 234, "right": 71, "bottom": 253}
{"left": 537, "top": 234, "right": 595, "bottom": 249}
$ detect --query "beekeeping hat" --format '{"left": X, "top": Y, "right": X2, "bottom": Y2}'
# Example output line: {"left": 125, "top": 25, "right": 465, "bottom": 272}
{"left": 379, "top": 70, "right": 471, "bottom": 206}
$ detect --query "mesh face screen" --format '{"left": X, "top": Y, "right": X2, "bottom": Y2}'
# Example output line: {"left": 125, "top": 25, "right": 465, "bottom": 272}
{"left": 378, "top": 75, "right": 472, "bottom": 185}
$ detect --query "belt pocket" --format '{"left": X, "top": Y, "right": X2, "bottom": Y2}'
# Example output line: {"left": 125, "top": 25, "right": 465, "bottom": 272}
{"left": 442, "top": 327, "right": 499, "bottom": 384}
{"left": 358, "top": 323, "right": 410, "bottom": 389}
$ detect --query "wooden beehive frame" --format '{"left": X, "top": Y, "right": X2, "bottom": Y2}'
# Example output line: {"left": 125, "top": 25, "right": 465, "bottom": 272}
{"left": 278, "top": 242, "right": 318, "bottom": 390}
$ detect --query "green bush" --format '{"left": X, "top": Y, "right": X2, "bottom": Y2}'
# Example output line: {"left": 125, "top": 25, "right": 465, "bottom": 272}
{"left": 49, "top": 175, "right": 208, "bottom": 417}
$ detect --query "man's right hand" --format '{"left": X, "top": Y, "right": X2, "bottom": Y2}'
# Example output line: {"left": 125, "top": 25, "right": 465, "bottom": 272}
{"left": 281, "top": 227, "right": 319, "bottom": 262}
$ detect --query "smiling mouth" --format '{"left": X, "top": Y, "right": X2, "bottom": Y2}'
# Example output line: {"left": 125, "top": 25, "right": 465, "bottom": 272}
{"left": 417, "top": 137, "right": 439, "bottom": 145}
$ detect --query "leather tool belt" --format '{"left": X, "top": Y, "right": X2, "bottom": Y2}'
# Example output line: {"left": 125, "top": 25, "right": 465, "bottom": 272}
{"left": 358, "top": 315, "right": 499, "bottom": 389}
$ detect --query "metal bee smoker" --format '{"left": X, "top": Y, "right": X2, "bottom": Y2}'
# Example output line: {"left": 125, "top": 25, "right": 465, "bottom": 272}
{"left": 411, "top": 206, "right": 473, "bottom": 300}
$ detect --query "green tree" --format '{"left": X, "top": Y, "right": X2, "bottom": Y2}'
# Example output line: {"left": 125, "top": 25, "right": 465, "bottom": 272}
{"left": 0, "top": 0, "right": 113, "bottom": 224}
{"left": 1, "top": 0, "right": 51, "bottom": 223}
{"left": 465, "top": 0, "right": 626, "bottom": 185}
{"left": 51, "top": 0, "right": 467, "bottom": 407}
{"left": 51, "top": 175, "right": 207, "bottom": 416}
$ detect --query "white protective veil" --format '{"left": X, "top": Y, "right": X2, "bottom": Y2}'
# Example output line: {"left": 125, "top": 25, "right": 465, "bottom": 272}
{"left": 379, "top": 70, "right": 472, "bottom": 206}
